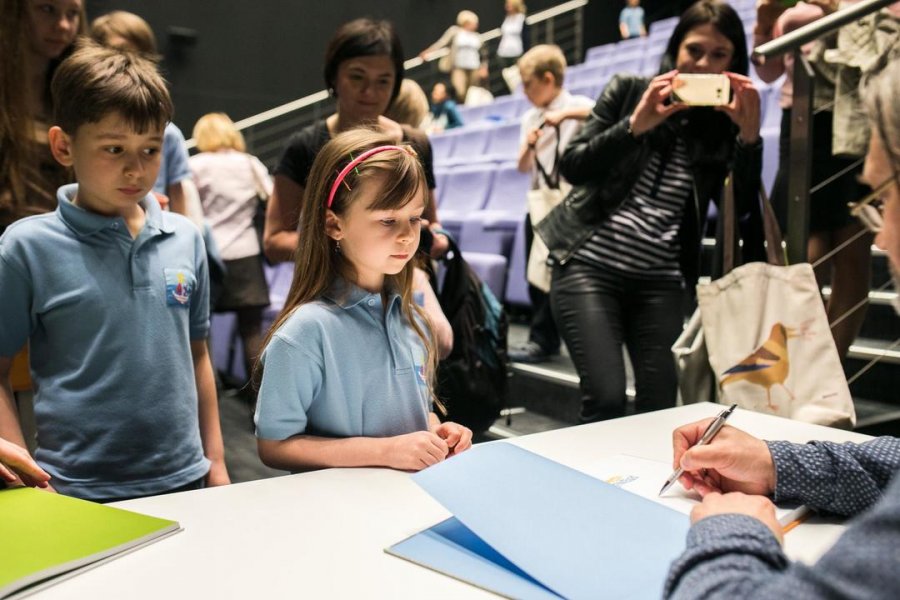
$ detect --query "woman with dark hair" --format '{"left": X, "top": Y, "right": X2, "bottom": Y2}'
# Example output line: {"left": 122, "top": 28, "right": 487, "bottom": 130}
{"left": 536, "top": 0, "right": 763, "bottom": 423}
{"left": 264, "top": 18, "right": 448, "bottom": 264}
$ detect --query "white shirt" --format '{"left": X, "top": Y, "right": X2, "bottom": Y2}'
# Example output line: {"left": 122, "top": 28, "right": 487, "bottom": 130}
{"left": 498, "top": 14, "right": 526, "bottom": 58}
{"left": 189, "top": 149, "right": 272, "bottom": 261}
{"left": 453, "top": 30, "right": 482, "bottom": 70}
{"left": 520, "top": 90, "right": 595, "bottom": 190}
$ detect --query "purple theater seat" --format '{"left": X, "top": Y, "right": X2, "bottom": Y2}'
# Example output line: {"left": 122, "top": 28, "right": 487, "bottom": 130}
{"left": 429, "top": 133, "right": 455, "bottom": 165}
{"left": 462, "top": 251, "right": 508, "bottom": 301}
{"left": 641, "top": 48, "right": 665, "bottom": 76}
{"left": 607, "top": 52, "right": 645, "bottom": 77}
{"left": 486, "top": 95, "right": 521, "bottom": 121}
{"left": 457, "top": 103, "right": 490, "bottom": 125}
{"left": 483, "top": 122, "right": 522, "bottom": 162}
{"left": 435, "top": 168, "right": 450, "bottom": 205}
{"left": 439, "top": 164, "right": 497, "bottom": 239}
{"left": 567, "top": 63, "right": 608, "bottom": 87}
{"left": 504, "top": 217, "right": 531, "bottom": 307}
{"left": 615, "top": 37, "right": 647, "bottom": 55}
{"left": 441, "top": 125, "right": 493, "bottom": 166}
{"left": 568, "top": 82, "right": 599, "bottom": 101}
{"left": 210, "top": 312, "right": 247, "bottom": 382}
{"left": 210, "top": 313, "right": 237, "bottom": 375}
{"left": 585, "top": 43, "right": 616, "bottom": 63}
{"left": 264, "top": 262, "right": 293, "bottom": 318}
{"left": 458, "top": 166, "right": 530, "bottom": 256}
{"left": 649, "top": 17, "right": 678, "bottom": 41}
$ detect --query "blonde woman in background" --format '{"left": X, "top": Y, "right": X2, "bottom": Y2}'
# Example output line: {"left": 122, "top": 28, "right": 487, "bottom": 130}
{"left": 420, "top": 10, "right": 486, "bottom": 103}
{"left": 497, "top": 0, "right": 527, "bottom": 69}
{"left": 189, "top": 113, "right": 271, "bottom": 389}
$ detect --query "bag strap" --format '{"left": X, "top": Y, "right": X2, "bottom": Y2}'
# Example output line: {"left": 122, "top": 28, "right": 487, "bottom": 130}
{"left": 533, "top": 124, "right": 562, "bottom": 190}
{"left": 758, "top": 184, "right": 785, "bottom": 265}
{"left": 722, "top": 174, "right": 784, "bottom": 275}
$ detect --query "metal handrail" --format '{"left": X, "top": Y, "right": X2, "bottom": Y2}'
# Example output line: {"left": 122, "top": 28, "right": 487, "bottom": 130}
{"left": 750, "top": 0, "right": 893, "bottom": 263}
{"left": 186, "top": 0, "right": 589, "bottom": 150}
{"left": 753, "top": 0, "right": 894, "bottom": 59}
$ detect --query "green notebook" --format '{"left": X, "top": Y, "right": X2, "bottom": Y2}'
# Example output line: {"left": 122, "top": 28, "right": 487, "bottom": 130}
{"left": 0, "top": 487, "right": 181, "bottom": 599}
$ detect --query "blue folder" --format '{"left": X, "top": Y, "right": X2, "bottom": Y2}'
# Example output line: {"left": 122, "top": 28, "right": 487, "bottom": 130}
{"left": 386, "top": 443, "right": 690, "bottom": 599}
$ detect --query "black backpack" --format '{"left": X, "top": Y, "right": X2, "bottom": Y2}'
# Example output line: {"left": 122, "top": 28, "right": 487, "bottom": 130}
{"left": 431, "top": 234, "right": 509, "bottom": 434}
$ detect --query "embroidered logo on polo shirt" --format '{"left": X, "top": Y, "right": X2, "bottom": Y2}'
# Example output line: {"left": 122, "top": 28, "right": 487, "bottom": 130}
{"left": 164, "top": 268, "right": 195, "bottom": 307}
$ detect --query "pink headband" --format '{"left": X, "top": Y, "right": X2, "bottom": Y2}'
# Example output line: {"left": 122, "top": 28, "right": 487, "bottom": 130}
{"left": 326, "top": 145, "right": 415, "bottom": 208}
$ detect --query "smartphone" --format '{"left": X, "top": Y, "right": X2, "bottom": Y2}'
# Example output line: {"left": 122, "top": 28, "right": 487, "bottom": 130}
{"left": 670, "top": 73, "right": 731, "bottom": 107}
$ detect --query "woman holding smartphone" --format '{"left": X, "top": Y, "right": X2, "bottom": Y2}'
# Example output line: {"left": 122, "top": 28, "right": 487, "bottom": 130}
{"left": 536, "top": 0, "right": 763, "bottom": 423}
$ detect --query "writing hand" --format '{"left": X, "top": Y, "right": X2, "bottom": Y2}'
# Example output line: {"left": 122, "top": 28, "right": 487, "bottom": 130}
{"left": 672, "top": 419, "right": 776, "bottom": 496}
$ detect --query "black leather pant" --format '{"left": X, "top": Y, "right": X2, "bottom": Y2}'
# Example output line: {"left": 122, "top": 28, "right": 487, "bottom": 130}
{"left": 550, "top": 260, "right": 684, "bottom": 423}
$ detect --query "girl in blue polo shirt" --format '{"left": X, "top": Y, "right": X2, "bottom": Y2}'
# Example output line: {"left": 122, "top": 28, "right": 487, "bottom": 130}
{"left": 254, "top": 129, "right": 473, "bottom": 471}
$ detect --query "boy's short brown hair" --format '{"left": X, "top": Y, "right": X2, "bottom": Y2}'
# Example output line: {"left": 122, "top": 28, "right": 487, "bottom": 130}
{"left": 518, "top": 44, "right": 567, "bottom": 87}
{"left": 51, "top": 41, "right": 173, "bottom": 136}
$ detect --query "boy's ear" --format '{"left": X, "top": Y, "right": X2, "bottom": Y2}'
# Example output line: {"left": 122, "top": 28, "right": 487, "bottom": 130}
{"left": 48, "top": 127, "right": 75, "bottom": 167}
{"left": 324, "top": 209, "right": 343, "bottom": 241}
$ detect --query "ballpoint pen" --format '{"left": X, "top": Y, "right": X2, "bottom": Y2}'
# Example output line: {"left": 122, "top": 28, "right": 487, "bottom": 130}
{"left": 658, "top": 403, "right": 738, "bottom": 496}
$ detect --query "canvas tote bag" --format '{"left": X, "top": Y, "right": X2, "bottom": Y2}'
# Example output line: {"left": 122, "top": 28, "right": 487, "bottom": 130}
{"left": 526, "top": 126, "right": 569, "bottom": 292}
{"left": 674, "top": 177, "right": 856, "bottom": 428}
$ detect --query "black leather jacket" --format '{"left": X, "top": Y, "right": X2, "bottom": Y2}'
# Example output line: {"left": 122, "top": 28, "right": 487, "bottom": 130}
{"left": 535, "top": 74, "right": 763, "bottom": 287}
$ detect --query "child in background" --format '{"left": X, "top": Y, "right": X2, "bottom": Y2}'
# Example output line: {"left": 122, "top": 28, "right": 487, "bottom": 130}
{"left": 255, "top": 128, "right": 472, "bottom": 472}
{"left": 189, "top": 113, "right": 271, "bottom": 384}
{"left": 90, "top": 11, "right": 193, "bottom": 217}
{"left": 429, "top": 81, "right": 464, "bottom": 132}
{"left": 0, "top": 44, "right": 230, "bottom": 501}
{"left": 619, "top": 0, "right": 647, "bottom": 40}
{"left": 508, "top": 45, "right": 593, "bottom": 364}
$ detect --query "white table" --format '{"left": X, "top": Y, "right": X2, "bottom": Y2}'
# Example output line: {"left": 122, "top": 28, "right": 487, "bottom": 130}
{"left": 29, "top": 404, "right": 871, "bottom": 599}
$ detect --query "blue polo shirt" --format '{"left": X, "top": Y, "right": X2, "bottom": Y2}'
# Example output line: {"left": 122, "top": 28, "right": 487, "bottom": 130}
{"left": 153, "top": 122, "right": 191, "bottom": 194}
{"left": 620, "top": 6, "right": 645, "bottom": 38}
{"left": 255, "top": 279, "right": 431, "bottom": 441}
{"left": 0, "top": 184, "right": 211, "bottom": 500}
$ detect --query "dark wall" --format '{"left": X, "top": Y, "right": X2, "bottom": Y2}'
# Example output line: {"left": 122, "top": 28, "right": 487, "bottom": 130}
{"left": 83, "top": 0, "right": 691, "bottom": 133}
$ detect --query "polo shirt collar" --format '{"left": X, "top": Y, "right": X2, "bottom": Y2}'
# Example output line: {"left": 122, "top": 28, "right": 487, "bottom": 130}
{"left": 324, "top": 277, "right": 402, "bottom": 310}
{"left": 56, "top": 184, "right": 173, "bottom": 237}
{"left": 546, "top": 89, "right": 572, "bottom": 112}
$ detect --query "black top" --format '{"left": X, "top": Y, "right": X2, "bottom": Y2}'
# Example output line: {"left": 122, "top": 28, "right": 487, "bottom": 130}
{"left": 536, "top": 73, "right": 764, "bottom": 288}
{"left": 274, "top": 119, "right": 437, "bottom": 190}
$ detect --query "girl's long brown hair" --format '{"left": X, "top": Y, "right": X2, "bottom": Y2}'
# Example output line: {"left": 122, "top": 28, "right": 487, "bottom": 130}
{"left": 0, "top": 0, "right": 86, "bottom": 225}
{"left": 257, "top": 127, "right": 444, "bottom": 413}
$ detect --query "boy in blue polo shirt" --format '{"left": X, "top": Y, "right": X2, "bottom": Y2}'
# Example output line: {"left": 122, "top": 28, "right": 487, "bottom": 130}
{"left": 0, "top": 43, "right": 230, "bottom": 501}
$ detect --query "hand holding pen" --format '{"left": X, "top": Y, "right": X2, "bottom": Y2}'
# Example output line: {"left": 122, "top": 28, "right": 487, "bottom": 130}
{"left": 665, "top": 408, "right": 777, "bottom": 497}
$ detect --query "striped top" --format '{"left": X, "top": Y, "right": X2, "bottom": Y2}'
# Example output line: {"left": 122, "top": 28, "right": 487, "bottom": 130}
{"left": 575, "top": 138, "right": 693, "bottom": 280}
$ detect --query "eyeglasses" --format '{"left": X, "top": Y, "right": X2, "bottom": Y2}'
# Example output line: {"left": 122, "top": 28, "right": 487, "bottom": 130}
{"left": 848, "top": 174, "right": 899, "bottom": 233}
